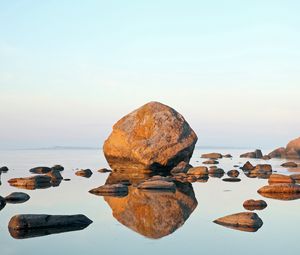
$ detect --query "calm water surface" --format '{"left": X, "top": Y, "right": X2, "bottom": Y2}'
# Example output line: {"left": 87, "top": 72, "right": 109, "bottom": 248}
{"left": 0, "top": 148, "right": 299, "bottom": 255}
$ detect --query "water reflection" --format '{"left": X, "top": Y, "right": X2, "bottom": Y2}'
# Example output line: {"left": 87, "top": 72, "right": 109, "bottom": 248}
{"left": 102, "top": 172, "right": 198, "bottom": 239}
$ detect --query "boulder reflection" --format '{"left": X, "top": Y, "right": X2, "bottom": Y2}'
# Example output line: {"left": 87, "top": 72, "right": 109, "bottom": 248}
{"left": 102, "top": 171, "right": 198, "bottom": 239}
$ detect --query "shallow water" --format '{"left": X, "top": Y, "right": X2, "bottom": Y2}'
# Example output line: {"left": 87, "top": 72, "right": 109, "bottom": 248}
{"left": 0, "top": 148, "right": 299, "bottom": 255}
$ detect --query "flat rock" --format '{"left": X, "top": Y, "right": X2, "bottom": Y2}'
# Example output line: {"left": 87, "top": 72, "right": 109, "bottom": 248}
{"left": 138, "top": 180, "right": 176, "bottom": 191}
{"left": 223, "top": 154, "right": 232, "bottom": 158}
{"left": 29, "top": 167, "right": 52, "bottom": 174}
{"left": 98, "top": 168, "right": 112, "bottom": 173}
{"left": 209, "top": 168, "right": 225, "bottom": 175}
{"left": 5, "top": 192, "right": 30, "bottom": 204}
{"left": 8, "top": 175, "right": 52, "bottom": 189}
{"left": 8, "top": 214, "right": 93, "bottom": 239}
{"left": 213, "top": 212, "right": 263, "bottom": 232}
{"left": 202, "top": 160, "right": 219, "bottom": 165}
{"left": 89, "top": 184, "right": 128, "bottom": 196}
{"left": 227, "top": 170, "right": 240, "bottom": 177}
{"left": 243, "top": 199, "right": 267, "bottom": 211}
{"left": 258, "top": 183, "right": 300, "bottom": 194}
{"left": 201, "top": 153, "right": 223, "bottom": 159}
{"left": 281, "top": 162, "right": 298, "bottom": 168}
{"left": 75, "top": 169, "right": 93, "bottom": 178}
{"left": 187, "top": 166, "right": 208, "bottom": 176}
{"left": 222, "top": 177, "right": 241, "bottom": 182}
{"left": 103, "top": 102, "right": 197, "bottom": 171}
{"left": 240, "top": 149, "right": 263, "bottom": 159}
{"left": 268, "top": 174, "right": 294, "bottom": 184}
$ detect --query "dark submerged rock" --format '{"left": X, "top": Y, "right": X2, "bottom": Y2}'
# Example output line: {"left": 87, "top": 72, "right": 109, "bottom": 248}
{"left": 202, "top": 160, "right": 219, "bottom": 165}
{"left": 5, "top": 192, "right": 30, "bottom": 204}
{"left": 0, "top": 166, "right": 9, "bottom": 172}
{"left": 8, "top": 214, "right": 92, "bottom": 239}
{"left": 29, "top": 167, "right": 52, "bottom": 174}
{"left": 222, "top": 177, "right": 241, "bottom": 182}
{"left": 0, "top": 196, "right": 6, "bottom": 211}
{"left": 51, "top": 165, "right": 64, "bottom": 171}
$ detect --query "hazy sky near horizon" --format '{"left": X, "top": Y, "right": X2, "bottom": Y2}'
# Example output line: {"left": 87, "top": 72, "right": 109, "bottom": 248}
{"left": 0, "top": 0, "right": 300, "bottom": 149}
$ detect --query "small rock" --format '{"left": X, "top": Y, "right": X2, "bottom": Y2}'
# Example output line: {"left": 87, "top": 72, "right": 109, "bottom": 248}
{"left": 29, "top": 167, "right": 52, "bottom": 174}
{"left": 5, "top": 192, "right": 30, "bottom": 204}
{"left": 201, "top": 153, "right": 223, "bottom": 159}
{"left": 240, "top": 149, "right": 263, "bottom": 159}
{"left": 209, "top": 168, "right": 225, "bottom": 175}
{"left": 262, "top": 155, "right": 271, "bottom": 160}
{"left": 51, "top": 165, "right": 64, "bottom": 171}
{"left": 89, "top": 184, "right": 128, "bottom": 196}
{"left": 203, "top": 160, "right": 219, "bottom": 165}
{"left": 252, "top": 164, "right": 272, "bottom": 173}
{"left": 222, "top": 177, "right": 241, "bottom": 182}
{"left": 0, "top": 196, "right": 6, "bottom": 211}
{"left": 46, "top": 170, "right": 63, "bottom": 180}
{"left": 63, "top": 178, "right": 71, "bottom": 181}
{"left": 8, "top": 175, "right": 52, "bottom": 189}
{"left": 227, "top": 170, "right": 240, "bottom": 177}
{"left": 75, "top": 169, "right": 93, "bottom": 178}
{"left": 138, "top": 180, "right": 176, "bottom": 191}
{"left": 241, "top": 161, "right": 255, "bottom": 171}
{"left": 98, "top": 168, "right": 112, "bottom": 173}
{"left": 170, "top": 161, "right": 192, "bottom": 174}
{"left": 223, "top": 154, "right": 233, "bottom": 158}
{"left": 268, "top": 174, "right": 294, "bottom": 184}
{"left": 147, "top": 175, "right": 173, "bottom": 182}
{"left": 213, "top": 212, "right": 263, "bottom": 232}
{"left": 187, "top": 166, "right": 208, "bottom": 176}
{"left": 0, "top": 166, "right": 9, "bottom": 172}
{"left": 258, "top": 183, "right": 300, "bottom": 194}
{"left": 243, "top": 199, "right": 267, "bottom": 211}
{"left": 281, "top": 162, "right": 298, "bottom": 168}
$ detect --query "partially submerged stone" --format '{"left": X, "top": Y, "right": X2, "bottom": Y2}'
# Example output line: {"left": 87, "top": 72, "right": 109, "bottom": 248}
{"left": 8, "top": 175, "right": 52, "bottom": 190}
{"left": 51, "top": 165, "right": 64, "bottom": 171}
{"left": 8, "top": 214, "right": 93, "bottom": 239}
{"left": 209, "top": 168, "right": 225, "bottom": 175}
{"left": 201, "top": 153, "right": 223, "bottom": 159}
{"left": 223, "top": 154, "right": 232, "bottom": 158}
{"left": 268, "top": 137, "right": 300, "bottom": 159}
{"left": 202, "top": 160, "right": 219, "bottom": 165}
{"left": 227, "top": 170, "right": 240, "bottom": 178}
{"left": 213, "top": 212, "right": 263, "bottom": 232}
{"left": 252, "top": 164, "right": 272, "bottom": 173}
{"left": 281, "top": 162, "right": 298, "bottom": 168}
{"left": 75, "top": 169, "right": 93, "bottom": 178}
{"left": 187, "top": 166, "right": 208, "bottom": 176}
{"left": 222, "top": 177, "right": 241, "bottom": 182}
{"left": 240, "top": 149, "right": 263, "bottom": 159}
{"left": 290, "top": 174, "right": 300, "bottom": 183}
{"left": 98, "top": 168, "right": 112, "bottom": 173}
{"left": 258, "top": 184, "right": 300, "bottom": 200}
{"left": 138, "top": 180, "right": 176, "bottom": 191}
{"left": 0, "top": 166, "right": 9, "bottom": 173}
{"left": 103, "top": 102, "right": 197, "bottom": 171}
{"left": 268, "top": 174, "right": 294, "bottom": 184}
{"left": 89, "top": 184, "right": 128, "bottom": 196}
{"left": 241, "top": 161, "right": 255, "bottom": 171}
{"left": 0, "top": 196, "right": 6, "bottom": 211}
{"left": 29, "top": 167, "right": 52, "bottom": 174}
{"left": 243, "top": 199, "right": 267, "bottom": 211}
{"left": 5, "top": 192, "right": 30, "bottom": 204}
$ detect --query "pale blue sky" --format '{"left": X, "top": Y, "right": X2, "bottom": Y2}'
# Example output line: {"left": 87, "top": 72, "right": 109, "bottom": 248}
{"left": 0, "top": 0, "right": 299, "bottom": 149}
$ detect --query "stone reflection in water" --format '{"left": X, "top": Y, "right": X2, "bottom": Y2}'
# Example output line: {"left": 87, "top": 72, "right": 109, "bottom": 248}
{"left": 102, "top": 171, "right": 198, "bottom": 239}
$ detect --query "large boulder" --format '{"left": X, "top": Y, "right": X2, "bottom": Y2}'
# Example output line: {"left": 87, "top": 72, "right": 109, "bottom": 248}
{"left": 103, "top": 102, "right": 197, "bottom": 171}
{"left": 268, "top": 137, "right": 300, "bottom": 159}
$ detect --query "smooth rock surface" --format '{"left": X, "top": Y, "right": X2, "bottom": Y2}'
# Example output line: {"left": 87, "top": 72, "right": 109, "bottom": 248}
{"left": 5, "top": 192, "right": 30, "bottom": 204}
{"left": 201, "top": 153, "right": 223, "bottom": 159}
{"left": 8, "top": 175, "right": 52, "bottom": 190}
{"left": 75, "top": 169, "right": 93, "bottom": 178}
{"left": 268, "top": 174, "right": 294, "bottom": 184}
{"left": 213, "top": 212, "right": 263, "bottom": 232}
{"left": 29, "top": 167, "right": 52, "bottom": 174}
{"left": 187, "top": 166, "right": 208, "bottom": 176}
{"left": 281, "top": 162, "right": 298, "bottom": 168}
{"left": 103, "top": 102, "right": 198, "bottom": 171}
{"left": 243, "top": 199, "right": 267, "bottom": 211}
{"left": 240, "top": 149, "right": 263, "bottom": 159}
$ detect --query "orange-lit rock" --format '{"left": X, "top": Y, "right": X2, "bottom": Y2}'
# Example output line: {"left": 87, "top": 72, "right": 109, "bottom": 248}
{"left": 103, "top": 102, "right": 197, "bottom": 171}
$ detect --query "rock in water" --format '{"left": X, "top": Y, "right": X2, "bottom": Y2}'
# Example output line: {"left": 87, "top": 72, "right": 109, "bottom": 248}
{"left": 75, "top": 169, "right": 93, "bottom": 178}
{"left": 29, "top": 167, "right": 52, "bottom": 174}
{"left": 8, "top": 214, "right": 93, "bottom": 239}
{"left": 213, "top": 212, "right": 263, "bottom": 232}
{"left": 201, "top": 153, "right": 223, "bottom": 159}
{"left": 5, "top": 192, "right": 30, "bottom": 204}
{"left": 0, "top": 196, "right": 6, "bottom": 211}
{"left": 268, "top": 174, "right": 294, "bottom": 184}
{"left": 89, "top": 184, "right": 128, "bottom": 196}
{"left": 243, "top": 199, "right": 267, "bottom": 211}
{"left": 103, "top": 102, "right": 197, "bottom": 171}
{"left": 281, "top": 162, "right": 298, "bottom": 168}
